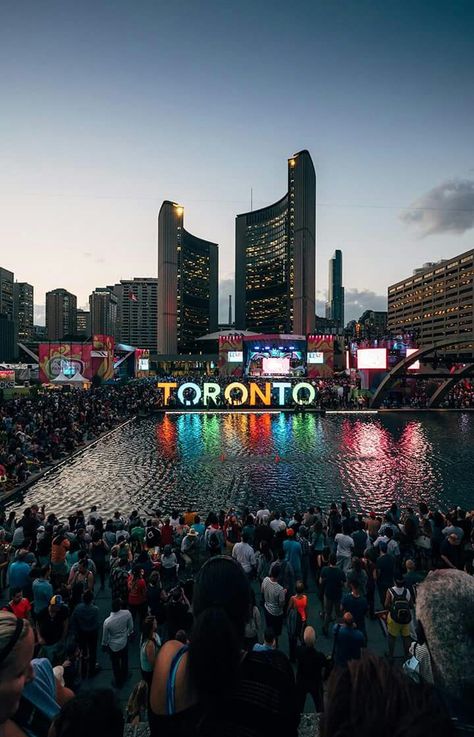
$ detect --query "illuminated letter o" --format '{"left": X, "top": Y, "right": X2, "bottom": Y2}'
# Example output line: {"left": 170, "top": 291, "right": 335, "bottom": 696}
{"left": 177, "top": 382, "right": 202, "bottom": 406}
{"left": 224, "top": 382, "right": 249, "bottom": 406}
{"left": 292, "top": 382, "right": 316, "bottom": 406}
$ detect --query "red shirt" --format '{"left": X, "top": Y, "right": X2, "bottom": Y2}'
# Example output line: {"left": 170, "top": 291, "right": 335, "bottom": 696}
{"left": 127, "top": 576, "right": 147, "bottom": 605}
{"left": 10, "top": 598, "right": 31, "bottom": 619}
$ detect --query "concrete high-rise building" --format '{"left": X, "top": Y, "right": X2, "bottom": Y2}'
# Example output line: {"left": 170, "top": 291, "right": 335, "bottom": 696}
{"left": 158, "top": 202, "right": 218, "bottom": 354}
{"left": 326, "top": 250, "right": 344, "bottom": 328}
{"left": 13, "top": 282, "right": 34, "bottom": 341}
{"left": 46, "top": 288, "right": 77, "bottom": 340}
{"left": 112, "top": 278, "right": 158, "bottom": 351}
{"left": 235, "top": 150, "right": 316, "bottom": 334}
{"left": 388, "top": 249, "right": 474, "bottom": 344}
{"left": 76, "top": 309, "right": 91, "bottom": 337}
{"left": 0, "top": 267, "right": 16, "bottom": 360}
{"left": 89, "top": 288, "right": 118, "bottom": 339}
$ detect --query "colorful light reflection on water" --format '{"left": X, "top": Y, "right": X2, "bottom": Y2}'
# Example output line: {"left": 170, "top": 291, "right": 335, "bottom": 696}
{"left": 7, "top": 413, "right": 474, "bottom": 518}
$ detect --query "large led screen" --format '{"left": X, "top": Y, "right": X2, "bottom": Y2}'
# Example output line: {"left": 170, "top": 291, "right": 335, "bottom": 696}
{"left": 357, "top": 348, "right": 388, "bottom": 370}
{"left": 262, "top": 356, "right": 290, "bottom": 374}
{"left": 406, "top": 348, "right": 420, "bottom": 371}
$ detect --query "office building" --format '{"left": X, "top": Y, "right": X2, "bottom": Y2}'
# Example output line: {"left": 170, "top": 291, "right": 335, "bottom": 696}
{"left": 358, "top": 310, "right": 388, "bottom": 339}
{"left": 388, "top": 249, "right": 473, "bottom": 344}
{"left": 326, "top": 250, "right": 344, "bottom": 328}
{"left": 89, "top": 288, "right": 118, "bottom": 339}
{"left": 13, "top": 282, "right": 34, "bottom": 341}
{"left": 33, "top": 325, "right": 47, "bottom": 341}
{"left": 46, "top": 288, "right": 77, "bottom": 340}
{"left": 76, "top": 309, "right": 91, "bottom": 337}
{"left": 158, "top": 202, "right": 218, "bottom": 354}
{"left": 235, "top": 150, "right": 316, "bottom": 334}
{"left": 112, "top": 278, "right": 158, "bottom": 351}
{"left": 0, "top": 268, "right": 16, "bottom": 360}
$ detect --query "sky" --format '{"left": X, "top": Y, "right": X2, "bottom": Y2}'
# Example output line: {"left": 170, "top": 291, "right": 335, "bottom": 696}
{"left": 1, "top": 0, "right": 473, "bottom": 325}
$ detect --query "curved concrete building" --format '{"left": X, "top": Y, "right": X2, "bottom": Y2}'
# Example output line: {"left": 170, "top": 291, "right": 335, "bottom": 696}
{"left": 235, "top": 150, "right": 316, "bottom": 335}
{"left": 158, "top": 201, "right": 218, "bottom": 354}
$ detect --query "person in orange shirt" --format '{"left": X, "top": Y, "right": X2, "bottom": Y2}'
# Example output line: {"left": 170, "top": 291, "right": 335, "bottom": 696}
{"left": 287, "top": 581, "right": 308, "bottom": 661}
{"left": 183, "top": 508, "right": 197, "bottom": 527}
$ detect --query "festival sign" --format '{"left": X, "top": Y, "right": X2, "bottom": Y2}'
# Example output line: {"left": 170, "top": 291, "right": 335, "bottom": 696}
{"left": 306, "top": 335, "right": 334, "bottom": 379}
{"left": 218, "top": 335, "right": 244, "bottom": 377}
{"left": 0, "top": 369, "right": 15, "bottom": 387}
{"left": 39, "top": 344, "right": 93, "bottom": 383}
{"left": 157, "top": 380, "right": 318, "bottom": 407}
{"left": 92, "top": 334, "right": 115, "bottom": 381}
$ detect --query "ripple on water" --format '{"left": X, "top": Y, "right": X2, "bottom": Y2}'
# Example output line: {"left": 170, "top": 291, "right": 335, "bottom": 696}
{"left": 6, "top": 412, "right": 474, "bottom": 519}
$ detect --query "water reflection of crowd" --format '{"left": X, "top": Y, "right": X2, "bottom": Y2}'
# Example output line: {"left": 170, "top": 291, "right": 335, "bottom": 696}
{"left": 0, "top": 383, "right": 157, "bottom": 488}
{"left": 0, "top": 498, "right": 472, "bottom": 737}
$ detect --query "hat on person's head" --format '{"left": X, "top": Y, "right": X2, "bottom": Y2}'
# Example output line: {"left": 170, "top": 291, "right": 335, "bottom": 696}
{"left": 286, "top": 528, "right": 295, "bottom": 537}
{"left": 369, "top": 511, "right": 376, "bottom": 519}
{"left": 50, "top": 595, "right": 63, "bottom": 607}
{"left": 188, "top": 528, "right": 198, "bottom": 536}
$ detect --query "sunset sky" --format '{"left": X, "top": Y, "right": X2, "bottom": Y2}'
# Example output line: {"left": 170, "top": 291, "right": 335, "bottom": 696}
{"left": 1, "top": 0, "right": 473, "bottom": 323}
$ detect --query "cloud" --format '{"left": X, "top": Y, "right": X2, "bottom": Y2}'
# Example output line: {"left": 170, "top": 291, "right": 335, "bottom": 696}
{"left": 400, "top": 179, "right": 474, "bottom": 236}
{"left": 344, "top": 288, "right": 386, "bottom": 323}
{"left": 221, "top": 281, "right": 385, "bottom": 326}
{"left": 34, "top": 304, "right": 45, "bottom": 326}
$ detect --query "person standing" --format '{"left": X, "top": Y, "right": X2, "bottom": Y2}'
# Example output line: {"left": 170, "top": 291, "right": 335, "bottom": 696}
{"left": 334, "top": 522, "right": 355, "bottom": 573}
{"left": 375, "top": 542, "right": 395, "bottom": 606}
{"left": 332, "top": 612, "right": 365, "bottom": 668}
{"left": 32, "top": 565, "right": 54, "bottom": 621}
{"left": 232, "top": 532, "right": 256, "bottom": 577}
{"left": 283, "top": 529, "right": 302, "bottom": 581}
{"left": 384, "top": 577, "right": 412, "bottom": 659}
{"left": 102, "top": 598, "right": 134, "bottom": 688}
{"left": 261, "top": 562, "right": 286, "bottom": 646}
{"left": 341, "top": 581, "right": 368, "bottom": 643}
{"left": 320, "top": 554, "right": 346, "bottom": 636}
{"left": 71, "top": 589, "right": 100, "bottom": 678}
{"left": 295, "top": 626, "right": 328, "bottom": 714}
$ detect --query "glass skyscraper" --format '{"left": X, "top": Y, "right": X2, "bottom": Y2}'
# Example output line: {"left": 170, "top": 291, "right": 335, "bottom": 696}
{"left": 326, "top": 249, "right": 344, "bottom": 328}
{"left": 158, "top": 201, "right": 218, "bottom": 354}
{"left": 235, "top": 150, "right": 316, "bottom": 335}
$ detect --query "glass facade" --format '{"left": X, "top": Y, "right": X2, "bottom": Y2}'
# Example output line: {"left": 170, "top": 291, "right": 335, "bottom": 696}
{"left": 178, "top": 230, "right": 215, "bottom": 353}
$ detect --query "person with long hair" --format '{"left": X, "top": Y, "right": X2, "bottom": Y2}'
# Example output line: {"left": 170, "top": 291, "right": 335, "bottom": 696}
{"left": 149, "top": 555, "right": 298, "bottom": 736}
{"left": 0, "top": 612, "right": 34, "bottom": 733}
{"left": 140, "top": 616, "right": 161, "bottom": 686}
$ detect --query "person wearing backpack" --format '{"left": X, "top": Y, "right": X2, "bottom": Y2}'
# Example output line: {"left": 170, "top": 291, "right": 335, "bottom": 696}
{"left": 384, "top": 576, "right": 412, "bottom": 659}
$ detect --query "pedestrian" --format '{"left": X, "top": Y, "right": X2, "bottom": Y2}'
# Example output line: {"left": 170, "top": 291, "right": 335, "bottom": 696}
{"left": 320, "top": 553, "right": 346, "bottom": 636}
{"left": 332, "top": 612, "right": 365, "bottom": 668}
{"left": 295, "top": 626, "right": 328, "bottom": 713}
{"left": 102, "top": 598, "right": 133, "bottom": 689}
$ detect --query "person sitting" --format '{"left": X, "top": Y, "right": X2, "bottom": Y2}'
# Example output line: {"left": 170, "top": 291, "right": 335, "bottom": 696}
{"left": 149, "top": 555, "right": 299, "bottom": 736}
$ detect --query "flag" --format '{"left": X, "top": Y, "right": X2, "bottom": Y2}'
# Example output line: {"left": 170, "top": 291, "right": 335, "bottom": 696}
{"left": 128, "top": 291, "right": 138, "bottom": 302}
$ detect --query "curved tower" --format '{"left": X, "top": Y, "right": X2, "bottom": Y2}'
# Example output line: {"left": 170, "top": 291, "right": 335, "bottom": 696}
{"left": 235, "top": 150, "right": 316, "bottom": 335}
{"left": 158, "top": 201, "right": 218, "bottom": 354}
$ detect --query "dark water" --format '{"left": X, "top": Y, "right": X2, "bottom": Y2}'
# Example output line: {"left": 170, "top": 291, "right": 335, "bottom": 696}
{"left": 7, "top": 412, "right": 474, "bottom": 519}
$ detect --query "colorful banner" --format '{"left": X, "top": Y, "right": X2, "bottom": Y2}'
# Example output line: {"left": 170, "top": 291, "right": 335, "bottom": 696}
{"left": 0, "top": 370, "right": 15, "bottom": 387}
{"left": 92, "top": 334, "right": 115, "bottom": 381}
{"left": 218, "top": 336, "right": 244, "bottom": 377}
{"left": 306, "top": 335, "right": 334, "bottom": 378}
{"left": 39, "top": 344, "right": 93, "bottom": 383}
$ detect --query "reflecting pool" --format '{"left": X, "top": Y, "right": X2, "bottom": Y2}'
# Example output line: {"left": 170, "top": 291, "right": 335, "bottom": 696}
{"left": 7, "top": 412, "right": 474, "bottom": 518}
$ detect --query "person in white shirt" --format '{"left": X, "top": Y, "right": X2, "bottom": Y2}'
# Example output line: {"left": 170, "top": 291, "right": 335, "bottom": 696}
{"left": 334, "top": 525, "right": 354, "bottom": 573}
{"left": 102, "top": 598, "right": 134, "bottom": 688}
{"left": 232, "top": 533, "right": 257, "bottom": 575}
{"left": 256, "top": 506, "right": 270, "bottom": 525}
{"left": 269, "top": 513, "right": 286, "bottom": 534}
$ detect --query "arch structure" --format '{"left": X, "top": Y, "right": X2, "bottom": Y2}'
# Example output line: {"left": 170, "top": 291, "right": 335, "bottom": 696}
{"left": 370, "top": 334, "right": 474, "bottom": 409}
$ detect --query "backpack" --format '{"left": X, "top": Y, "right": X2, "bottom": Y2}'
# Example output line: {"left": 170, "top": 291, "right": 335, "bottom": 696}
{"left": 207, "top": 529, "right": 221, "bottom": 552}
{"left": 390, "top": 587, "right": 411, "bottom": 624}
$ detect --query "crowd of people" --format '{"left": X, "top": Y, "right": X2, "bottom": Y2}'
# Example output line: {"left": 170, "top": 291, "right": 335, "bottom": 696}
{"left": 0, "top": 498, "right": 473, "bottom": 736}
{"left": 0, "top": 383, "right": 157, "bottom": 487}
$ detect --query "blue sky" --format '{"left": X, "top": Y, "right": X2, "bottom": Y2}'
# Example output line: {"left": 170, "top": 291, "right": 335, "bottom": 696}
{"left": 1, "top": 0, "right": 473, "bottom": 323}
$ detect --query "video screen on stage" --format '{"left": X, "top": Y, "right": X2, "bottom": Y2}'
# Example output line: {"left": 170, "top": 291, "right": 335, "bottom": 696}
{"left": 262, "top": 356, "right": 290, "bottom": 375}
{"left": 357, "top": 348, "right": 388, "bottom": 370}
{"left": 228, "top": 351, "right": 243, "bottom": 363}
{"left": 406, "top": 347, "right": 420, "bottom": 370}
{"left": 246, "top": 345, "right": 305, "bottom": 377}
{"left": 307, "top": 351, "right": 324, "bottom": 364}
